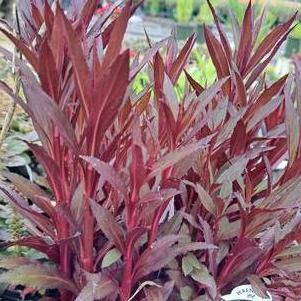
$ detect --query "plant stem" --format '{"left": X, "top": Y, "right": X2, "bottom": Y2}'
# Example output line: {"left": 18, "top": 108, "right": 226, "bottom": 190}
{"left": 81, "top": 167, "right": 95, "bottom": 272}
{"left": 120, "top": 234, "right": 134, "bottom": 301}
{"left": 82, "top": 198, "right": 94, "bottom": 272}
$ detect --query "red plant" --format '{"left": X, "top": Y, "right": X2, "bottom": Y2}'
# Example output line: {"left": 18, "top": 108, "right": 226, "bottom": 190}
{"left": 0, "top": 0, "right": 300, "bottom": 300}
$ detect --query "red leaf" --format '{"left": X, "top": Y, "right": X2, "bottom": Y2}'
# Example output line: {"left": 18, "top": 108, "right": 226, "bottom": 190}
{"left": 80, "top": 156, "right": 127, "bottom": 198}
{"left": 76, "top": 0, "right": 98, "bottom": 31}
{"left": 206, "top": 0, "right": 232, "bottom": 61}
{"left": 130, "top": 38, "right": 168, "bottom": 81}
{"left": 236, "top": 1, "right": 253, "bottom": 74}
{"left": 0, "top": 237, "right": 59, "bottom": 263}
{"left": 130, "top": 144, "right": 146, "bottom": 202}
{"left": 0, "top": 184, "right": 55, "bottom": 238}
{"left": 245, "top": 75, "right": 288, "bottom": 121}
{"left": 133, "top": 235, "right": 215, "bottom": 282}
{"left": 234, "top": 69, "right": 247, "bottom": 106}
{"left": 284, "top": 75, "right": 300, "bottom": 166}
{"left": 31, "top": 4, "right": 44, "bottom": 28}
{"left": 0, "top": 28, "right": 38, "bottom": 70}
{"left": 169, "top": 34, "right": 196, "bottom": 84}
{"left": 27, "top": 143, "right": 64, "bottom": 201}
{"left": 90, "top": 199, "right": 126, "bottom": 253}
{"left": 204, "top": 25, "right": 230, "bottom": 95}
{"left": 230, "top": 121, "right": 247, "bottom": 157}
{"left": 58, "top": 6, "right": 92, "bottom": 117}
{"left": 1, "top": 171, "right": 55, "bottom": 217}
{"left": 102, "top": 0, "right": 132, "bottom": 70}
{"left": 246, "top": 13, "right": 296, "bottom": 74}
{"left": 21, "top": 75, "right": 79, "bottom": 154}
{"left": 38, "top": 39, "right": 59, "bottom": 102}
{"left": 184, "top": 70, "right": 205, "bottom": 95}
{"left": 147, "top": 135, "right": 214, "bottom": 179}
{"left": 44, "top": 1, "right": 55, "bottom": 31}
{"left": 90, "top": 50, "right": 130, "bottom": 153}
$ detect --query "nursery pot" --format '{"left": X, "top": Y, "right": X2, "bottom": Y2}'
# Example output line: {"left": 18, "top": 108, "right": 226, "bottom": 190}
{"left": 285, "top": 37, "right": 301, "bottom": 57}
{"left": 176, "top": 23, "right": 197, "bottom": 41}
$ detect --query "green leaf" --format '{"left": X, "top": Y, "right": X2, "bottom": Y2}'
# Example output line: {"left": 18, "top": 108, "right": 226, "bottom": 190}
{"left": 190, "top": 264, "right": 217, "bottom": 296}
{"left": 4, "top": 137, "right": 28, "bottom": 156}
{"left": 182, "top": 253, "right": 201, "bottom": 276}
{"left": 195, "top": 184, "right": 216, "bottom": 216}
{"left": 101, "top": 248, "right": 122, "bottom": 269}
{"left": 182, "top": 256, "right": 193, "bottom": 276}
{"left": 180, "top": 286, "right": 193, "bottom": 301}
{"left": 0, "top": 264, "right": 78, "bottom": 294}
{"left": 90, "top": 199, "right": 125, "bottom": 253}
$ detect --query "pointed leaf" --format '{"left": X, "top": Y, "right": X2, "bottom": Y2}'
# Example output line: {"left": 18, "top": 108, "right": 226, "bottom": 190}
{"left": 101, "top": 248, "right": 122, "bottom": 269}
{"left": 148, "top": 135, "right": 214, "bottom": 179}
{"left": 103, "top": 0, "right": 132, "bottom": 69}
{"left": 81, "top": 156, "right": 127, "bottom": 197}
{"left": 58, "top": 6, "right": 92, "bottom": 116}
{"left": 75, "top": 275, "right": 117, "bottom": 301}
{"left": 169, "top": 34, "right": 196, "bottom": 84}
{"left": 0, "top": 264, "right": 78, "bottom": 293}
{"left": 90, "top": 199, "right": 125, "bottom": 253}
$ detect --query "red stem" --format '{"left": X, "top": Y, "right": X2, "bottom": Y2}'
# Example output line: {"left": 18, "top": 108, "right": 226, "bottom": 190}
{"left": 81, "top": 166, "right": 95, "bottom": 272}
{"left": 52, "top": 131, "right": 74, "bottom": 299}
{"left": 59, "top": 221, "right": 73, "bottom": 301}
{"left": 120, "top": 194, "right": 138, "bottom": 301}
{"left": 120, "top": 245, "right": 133, "bottom": 301}
{"left": 82, "top": 198, "right": 94, "bottom": 271}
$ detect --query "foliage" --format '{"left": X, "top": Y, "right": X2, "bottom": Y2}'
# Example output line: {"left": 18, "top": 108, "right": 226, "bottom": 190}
{"left": 144, "top": 0, "right": 162, "bottom": 16}
{"left": 196, "top": 1, "right": 215, "bottom": 25}
{"left": 176, "top": 0, "right": 195, "bottom": 23}
{"left": 290, "top": 22, "right": 301, "bottom": 40}
{"left": 0, "top": 1, "right": 300, "bottom": 301}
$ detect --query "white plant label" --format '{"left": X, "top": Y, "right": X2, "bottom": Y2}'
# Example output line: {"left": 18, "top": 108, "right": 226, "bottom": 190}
{"left": 221, "top": 285, "right": 272, "bottom": 301}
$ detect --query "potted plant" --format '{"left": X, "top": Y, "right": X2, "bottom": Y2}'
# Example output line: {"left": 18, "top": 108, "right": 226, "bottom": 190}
{"left": 0, "top": 1, "right": 301, "bottom": 300}
{"left": 175, "top": 0, "right": 196, "bottom": 40}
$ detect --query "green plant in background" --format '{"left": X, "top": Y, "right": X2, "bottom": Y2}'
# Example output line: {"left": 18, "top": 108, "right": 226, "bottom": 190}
{"left": 176, "top": 0, "right": 195, "bottom": 23}
{"left": 174, "top": 48, "right": 216, "bottom": 98}
{"left": 132, "top": 69, "right": 150, "bottom": 94}
{"left": 0, "top": 201, "right": 25, "bottom": 256}
{"left": 256, "top": 9, "right": 278, "bottom": 44}
{"left": 191, "top": 49, "right": 216, "bottom": 85}
{"left": 196, "top": 0, "right": 220, "bottom": 24}
{"left": 290, "top": 22, "right": 301, "bottom": 40}
{"left": 197, "top": 1, "right": 213, "bottom": 25}
{"left": 228, "top": 0, "right": 246, "bottom": 23}
{"left": 144, "top": 0, "right": 161, "bottom": 16}
{"left": 165, "top": 0, "right": 176, "bottom": 9}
